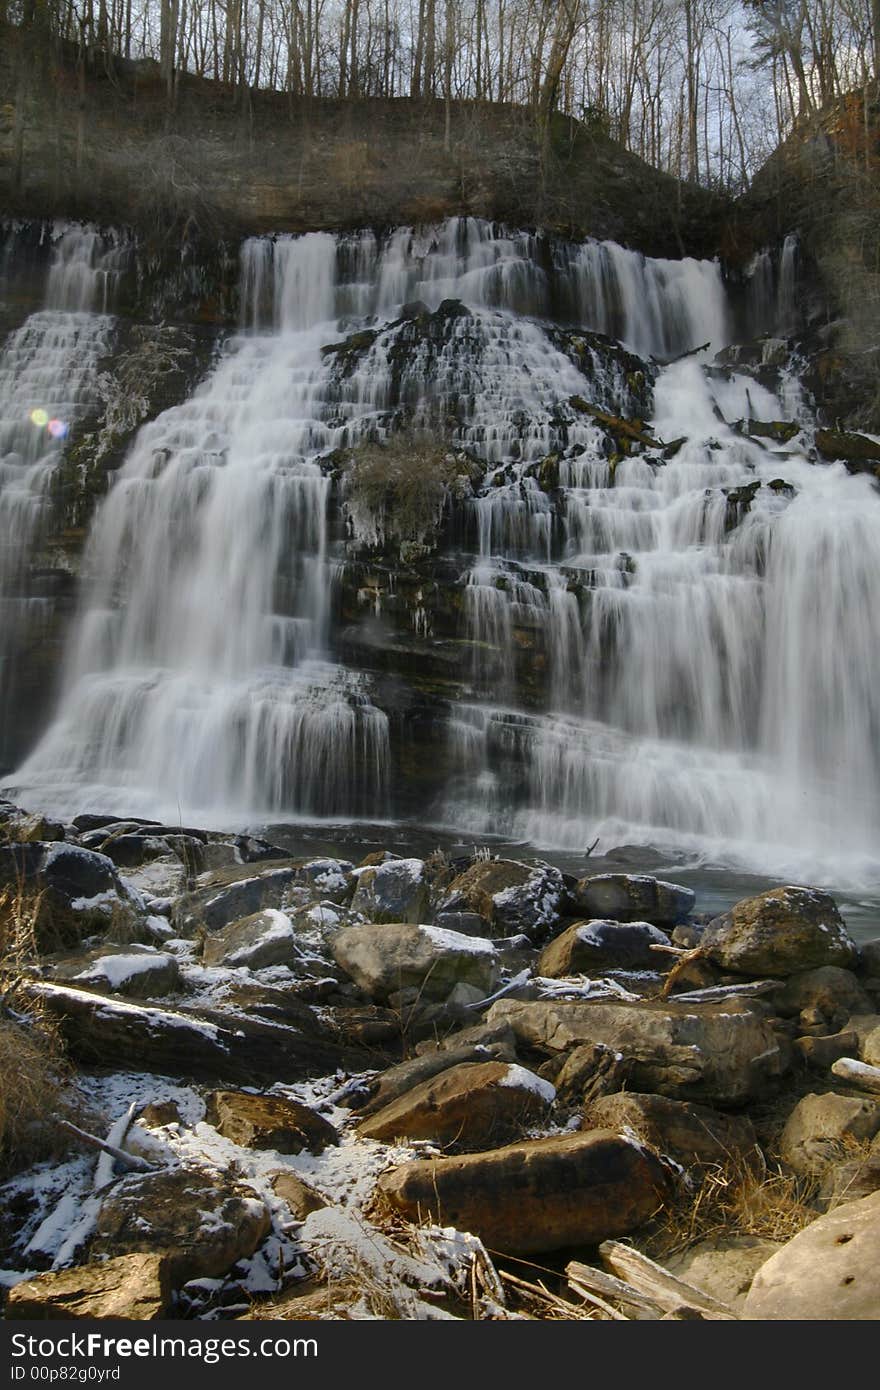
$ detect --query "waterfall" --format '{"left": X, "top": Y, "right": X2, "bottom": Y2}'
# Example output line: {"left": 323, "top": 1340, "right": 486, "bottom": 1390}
{"left": 0, "top": 225, "right": 121, "bottom": 762}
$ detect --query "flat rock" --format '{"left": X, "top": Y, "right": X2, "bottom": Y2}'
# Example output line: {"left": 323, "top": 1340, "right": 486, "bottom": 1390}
{"left": 570, "top": 874, "right": 695, "bottom": 927}
{"left": 667, "top": 1235, "right": 781, "bottom": 1314}
{"left": 358, "top": 1060, "right": 555, "bottom": 1150}
{"left": 585, "top": 1091, "right": 760, "bottom": 1171}
{"left": 92, "top": 1165, "right": 271, "bottom": 1284}
{"left": 202, "top": 908, "right": 298, "bottom": 970}
{"left": 779, "top": 1091, "right": 880, "bottom": 1175}
{"left": 331, "top": 922, "right": 498, "bottom": 1001}
{"left": 488, "top": 996, "right": 789, "bottom": 1104}
{"left": 377, "top": 1129, "right": 672, "bottom": 1254}
{"left": 703, "top": 886, "right": 856, "bottom": 978}
{"left": 351, "top": 857, "right": 428, "bottom": 923}
{"left": 538, "top": 919, "right": 669, "bottom": 977}
{"left": 5, "top": 1254, "right": 171, "bottom": 1320}
{"left": 743, "top": 1191, "right": 880, "bottom": 1319}
{"left": 206, "top": 1090, "right": 338, "bottom": 1154}
{"left": 49, "top": 944, "right": 182, "bottom": 998}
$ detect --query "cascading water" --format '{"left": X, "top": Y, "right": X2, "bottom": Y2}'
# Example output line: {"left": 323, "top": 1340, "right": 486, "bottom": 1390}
{"left": 0, "top": 225, "right": 121, "bottom": 762}
{"left": 7, "top": 217, "right": 880, "bottom": 891}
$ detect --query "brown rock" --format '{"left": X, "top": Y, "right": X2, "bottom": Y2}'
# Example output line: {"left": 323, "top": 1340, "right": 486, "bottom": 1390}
{"left": 206, "top": 1090, "right": 338, "bottom": 1154}
{"left": 703, "top": 886, "right": 856, "bottom": 978}
{"left": 5, "top": 1254, "right": 171, "bottom": 1320}
{"left": 538, "top": 919, "right": 669, "bottom": 977}
{"left": 569, "top": 874, "right": 694, "bottom": 927}
{"left": 358, "top": 1061, "right": 554, "bottom": 1150}
{"left": 357, "top": 1040, "right": 516, "bottom": 1117}
{"left": 269, "top": 1172, "right": 328, "bottom": 1220}
{"left": 439, "top": 859, "right": 564, "bottom": 939}
{"left": 777, "top": 967, "right": 871, "bottom": 1025}
{"left": 584, "top": 1091, "right": 761, "bottom": 1172}
{"left": 793, "top": 1030, "right": 859, "bottom": 1070}
{"left": 377, "top": 1129, "right": 672, "bottom": 1253}
{"left": 553, "top": 1042, "right": 630, "bottom": 1105}
{"left": 92, "top": 1165, "right": 270, "bottom": 1284}
{"left": 779, "top": 1091, "right": 880, "bottom": 1176}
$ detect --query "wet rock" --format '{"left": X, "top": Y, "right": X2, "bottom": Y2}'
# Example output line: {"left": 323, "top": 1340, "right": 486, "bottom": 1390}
{"left": 743, "top": 1191, "right": 880, "bottom": 1319}
{"left": 92, "top": 1165, "right": 271, "bottom": 1284}
{"left": 777, "top": 967, "right": 872, "bottom": 1026}
{"left": 50, "top": 944, "right": 182, "bottom": 998}
{"left": 269, "top": 1171, "right": 328, "bottom": 1220}
{"left": 584, "top": 1091, "right": 761, "bottom": 1172}
{"left": 538, "top": 918, "right": 669, "bottom": 977}
{"left": 351, "top": 857, "right": 429, "bottom": 923}
{"left": 358, "top": 1060, "right": 554, "bottom": 1150}
{"left": 174, "top": 863, "right": 298, "bottom": 934}
{"left": 779, "top": 1092, "right": 880, "bottom": 1176}
{"left": 667, "top": 1235, "right": 781, "bottom": 1314}
{"left": 488, "top": 996, "right": 789, "bottom": 1104}
{"left": 202, "top": 908, "right": 298, "bottom": 970}
{"left": 815, "top": 428, "right": 880, "bottom": 470}
{"left": 703, "top": 886, "right": 856, "bottom": 978}
{"left": 331, "top": 922, "right": 498, "bottom": 1002}
{"left": 5, "top": 1253, "right": 171, "bottom": 1320}
{"left": 206, "top": 1090, "right": 338, "bottom": 1154}
{"left": 570, "top": 873, "right": 695, "bottom": 928}
{"left": 439, "top": 859, "right": 564, "bottom": 941}
{"left": 377, "top": 1129, "right": 673, "bottom": 1254}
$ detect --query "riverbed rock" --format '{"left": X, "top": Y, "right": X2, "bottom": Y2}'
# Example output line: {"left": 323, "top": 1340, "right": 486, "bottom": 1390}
{"left": 703, "top": 886, "right": 856, "bottom": 978}
{"left": 552, "top": 1041, "right": 630, "bottom": 1104}
{"left": 351, "top": 857, "right": 429, "bottom": 923}
{"left": 538, "top": 918, "right": 670, "bottom": 977}
{"left": 863, "top": 1024, "right": 880, "bottom": 1066}
{"left": 331, "top": 922, "right": 498, "bottom": 1001}
{"left": 91, "top": 1165, "right": 271, "bottom": 1283}
{"left": 487, "top": 996, "right": 789, "bottom": 1104}
{"left": 584, "top": 1091, "right": 761, "bottom": 1171}
{"left": 667, "top": 1235, "right": 781, "bottom": 1314}
{"left": 202, "top": 908, "right": 298, "bottom": 970}
{"left": 439, "top": 859, "right": 564, "bottom": 941}
{"left": 358, "top": 1061, "right": 555, "bottom": 1150}
{"left": 5, "top": 1254, "right": 172, "bottom": 1320}
{"left": 377, "top": 1129, "right": 672, "bottom": 1253}
{"left": 569, "top": 874, "right": 695, "bottom": 927}
{"left": 206, "top": 1090, "right": 338, "bottom": 1154}
{"left": 743, "top": 1191, "right": 880, "bottom": 1319}
{"left": 779, "top": 1092, "right": 880, "bottom": 1175}
{"left": 776, "top": 966, "right": 872, "bottom": 1025}
{"left": 51, "top": 944, "right": 182, "bottom": 997}
{"left": 173, "top": 863, "right": 298, "bottom": 934}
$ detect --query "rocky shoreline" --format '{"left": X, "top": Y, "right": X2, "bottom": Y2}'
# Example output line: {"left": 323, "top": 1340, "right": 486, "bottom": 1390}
{"left": 1, "top": 799, "right": 879, "bottom": 1320}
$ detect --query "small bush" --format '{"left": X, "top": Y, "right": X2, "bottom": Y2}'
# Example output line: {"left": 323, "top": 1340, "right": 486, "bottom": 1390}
{"left": 0, "top": 1012, "right": 70, "bottom": 1178}
{"left": 343, "top": 433, "right": 463, "bottom": 551}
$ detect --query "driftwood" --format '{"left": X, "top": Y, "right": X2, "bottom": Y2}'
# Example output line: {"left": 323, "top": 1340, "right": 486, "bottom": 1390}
{"left": 668, "top": 980, "right": 782, "bottom": 1003}
{"left": 56, "top": 1117, "right": 156, "bottom": 1175}
{"left": 500, "top": 1269, "right": 600, "bottom": 1320}
{"left": 831, "top": 1057, "right": 880, "bottom": 1095}
{"left": 598, "top": 1241, "right": 738, "bottom": 1320}
{"left": 566, "top": 1260, "right": 661, "bottom": 1318}
{"left": 463, "top": 967, "right": 532, "bottom": 1013}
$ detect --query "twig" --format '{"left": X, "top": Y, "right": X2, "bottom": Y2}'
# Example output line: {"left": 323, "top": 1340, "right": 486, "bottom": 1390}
{"left": 55, "top": 1117, "right": 157, "bottom": 1174}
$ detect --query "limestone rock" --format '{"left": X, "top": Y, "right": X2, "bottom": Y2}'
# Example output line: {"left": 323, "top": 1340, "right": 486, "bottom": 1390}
{"left": 864, "top": 1025, "right": 880, "bottom": 1067}
{"left": 5, "top": 1254, "right": 171, "bottom": 1320}
{"left": 538, "top": 918, "right": 669, "bottom": 977}
{"left": 779, "top": 1091, "right": 880, "bottom": 1175}
{"left": 377, "top": 1129, "right": 673, "bottom": 1254}
{"left": 570, "top": 873, "right": 695, "bottom": 927}
{"left": 351, "top": 857, "right": 429, "bottom": 923}
{"left": 703, "top": 886, "right": 856, "bottom": 978}
{"left": 92, "top": 1165, "right": 271, "bottom": 1283}
{"left": 488, "top": 996, "right": 789, "bottom": 1104}
{"left": 331, "top": 922, "right": 498, "bottom": 1001}
{"left": 206, "top": 1090, "right": 338, "bottom": 1154}
{"left": 358, "top": 1060, "right": 555, "bottom": 1150}
{"left": 0, "top": 841, "right": 144, "bottom": 948}
{"left": 202, "top": 908, "right": 298, "bottom": 970}
{"left": 585, "top": 1091, "right": 761, "bottom": 1171}
{"left": 743, "top": 1191, "right": 880, "bottom": 1319}
{"left": 440, "top": 859, "right": 564, "bottom": 941}
{"left": 667, "top": 1235, "right": 781, "bottom": 1314}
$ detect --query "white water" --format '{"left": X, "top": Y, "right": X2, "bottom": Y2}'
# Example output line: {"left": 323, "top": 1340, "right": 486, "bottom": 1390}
{"left": 7, "top": 218, "right": 880, "bottom": 891}
{"left": 0, "top": 227, "right": 120, "bottom": 758}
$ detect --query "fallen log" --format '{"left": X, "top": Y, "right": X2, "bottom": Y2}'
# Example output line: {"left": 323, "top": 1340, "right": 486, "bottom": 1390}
{"left": 568, "top": 396, "right": 662, "bottom": 450}
{"left": 831, "top": 1057, "right": 880, "bottom": 1095}
{"left": 667, "top": 980, "right": 781, "bottom": 1003}
{"left": 566, "top": 1260, "right": 662, "bottom": 1318}
{"left": 598, "top": 1240, "right": 738, "bottom": 1319}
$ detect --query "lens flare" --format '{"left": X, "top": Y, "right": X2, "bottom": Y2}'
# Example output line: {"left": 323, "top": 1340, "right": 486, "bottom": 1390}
{"left": 48, "top": 418, "right": 68, "bottom": 439}
{"left": 29, "top": 408, "right": 49, "bottom": 428}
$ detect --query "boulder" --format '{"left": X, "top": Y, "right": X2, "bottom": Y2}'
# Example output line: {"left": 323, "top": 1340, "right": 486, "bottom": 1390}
{"left": 858, "top": 938, "right": 880, "bottom": 980}
{"left": 331, "top": 922, "right": 498, "bottom": 1002}
{"left": 358, "top": 1061, "right": 555, "bottom": 1150}
{"left": 356, "top": 1040, "right": 516, "bottom": 1116}
{"left": 173, "top": 863, "right": 298, "bottom": 934}
{"left": 553, "top": 1042, "right": 630, "bottom": 1105}
{"left": 667, "top": 1235, "right": 781, "bottom": 1314}
{"left": 206, "top": 1090, "right": 338, "bottom": 1154}
{"left": 91, "top": 1165, "right": 271, "bottom": 1283}
{"left": 538, "top": 919, "right": 670, "bottom": 977}
{"left": 377, "top": 1129, "right": 672, "bottom": 1254}
{"left": 439, "top": 859, "right": 564, "bottom": 941}
{"left": 488, "top": 996, "right": 789, "bottom": 1105}
{"left": 5, "top": 1254, "right": 171, "bottom": 1320}
{"left": 794, "top": 1030, "right": 859, "bottom": 1070}
{"left": 703, "top": 886, "right": 856, "bottom": 978}
{"left": 202, "top": 909, "right": 298, "bottom": 970}
{"left": 570, "top": 874, "right": 695, "bottom": 927}
{"left": 294, "top": 857, "right": 354, "bottom": 903}
{"left": 584, "top": 1091, "right": 761, "bottom": 1171}
{"left": 0, "top": 841, "right": 143, "bottom": 948}
{"left": 776, "top": 967, "right": 871, "bottom": 1025}
{"left": 351, "top": 858, "right": 429, "bottom": 923}
{"left": 92, "top": 834, "right": 172, "bottom": 869}
{"left": 269, "top": 1171, "right": 328, "bottom": 1220}
{"left": 743, "top": 1191, "right": 880, "bottom": 1319}
{"left": 779, "top": 1092, "right": 880, "bottom": 1175}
